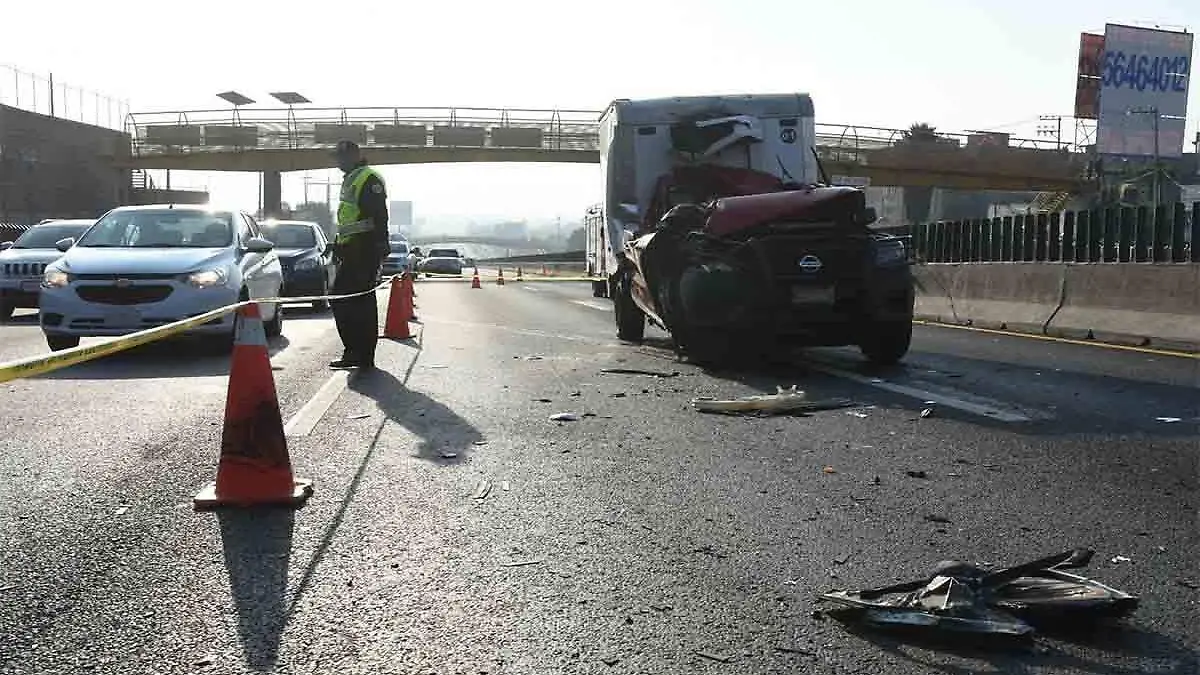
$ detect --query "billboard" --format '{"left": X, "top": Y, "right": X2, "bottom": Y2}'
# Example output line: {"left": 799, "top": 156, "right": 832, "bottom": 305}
{"left": 1096, "top": 24, "right": 1193, "bottom": 157}
{"left": 1074, "top": 32, "right": 1105, "bottom": 119}
{"left": 389, "top": 200, "right": 413, "bottom": 227}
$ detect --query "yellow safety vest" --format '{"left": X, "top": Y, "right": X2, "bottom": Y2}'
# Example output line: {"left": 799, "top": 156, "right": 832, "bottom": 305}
{"left": 336, "top": 166, "right": 385, "bottom": 243}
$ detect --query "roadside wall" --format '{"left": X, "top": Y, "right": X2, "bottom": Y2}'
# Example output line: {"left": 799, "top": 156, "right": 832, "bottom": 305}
{"left": 914, "top": 263, "right": 1200, "bottom": 350}
{"left": 0, "top": 104, "right": 131, "bottom": 225}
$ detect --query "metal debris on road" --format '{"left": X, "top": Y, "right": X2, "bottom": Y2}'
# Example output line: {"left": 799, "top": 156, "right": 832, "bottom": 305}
{"left": 115, "top": 506, "right": 129, "bottom": 516}
{"left": 473, "top": 440, "right": 489, "bottom": 446}
{"left": 1111, "top": 555, "right": 1131, "bottom": 564}
{"left": 348, "top": 413, "right": 371, "bottom": 420}
{"left": 817, "top": 548, "right": 1139, "bottom": 643}
{"left": 438, "top": 451, "right": 458, "bottom": 459}
{"left": 692, "top": 385, "right": 853, "bottom": 416}
{"left": 533, "top": 398, "right": 553, "bottom": 403}
{"left": 906, "top": 470, "right": 929, "bottom": 479}
{"left": 920, "top": 407, "right": 935, "bottom": 418}
{"left": 550, "top": 413, "right": 580, "bottom": 422}
{"left": 600, "top": 367, "right": 680, "bottom": 378}
{"left": 472, "top": 481, "right": 492, "bottom": 500}
{"left": 1155, "top": 417, "right": 1182, "bottom": 423}
{"left": 500, "top": 559, "right": 543, "bottom": 567}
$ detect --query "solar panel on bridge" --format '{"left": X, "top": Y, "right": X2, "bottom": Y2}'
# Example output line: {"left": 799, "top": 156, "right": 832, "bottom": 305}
{"left": 489, "top": 127, "right": 543, "bottom": 149}
{"left": 314, "top": 124, "right": 367, "bottom": 145}
{"left": 203, "top": 125, "right": 259, "bottom": 147}
{"left": 144, "top": 125, "right": 202, "bottom": 146}
{"left": 432, "top": 126, "right": 486, "bottom": 147}
{"left": 372, "top": 124, "right": 428, "bottom": 146}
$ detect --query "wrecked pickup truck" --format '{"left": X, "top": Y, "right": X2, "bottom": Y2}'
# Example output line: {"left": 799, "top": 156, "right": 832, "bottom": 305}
{"left": 596, "top": 94, "right": 915, "bottom": 366}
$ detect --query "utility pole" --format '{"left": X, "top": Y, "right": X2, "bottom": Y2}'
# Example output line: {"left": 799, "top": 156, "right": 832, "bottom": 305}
{"left": 1037, "top": 115, "right": 1064, "bottom": 149}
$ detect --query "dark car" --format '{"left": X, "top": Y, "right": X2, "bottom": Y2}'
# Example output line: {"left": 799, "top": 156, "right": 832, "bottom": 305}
{"left": 613, "top": 166, "right": 914, "bottom": 366}
{"left": 259, "top": 219, "right": 336, "bottom": 310}
{"left": 0, "top": 219, "right": 94, "bottom": 320}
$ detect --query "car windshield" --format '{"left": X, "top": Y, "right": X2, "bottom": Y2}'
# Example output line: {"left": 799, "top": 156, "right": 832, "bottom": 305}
{"left": 261, "top": 223, "right": 316, "bottom": 249}
{"left": 12, "top": 224, "right": 92, "bottom": 249}
{"left": 78, "top": 210, "right": 234, "bottom": 248}
{"left": 390, "top": 242, "right": 409, "bottom": 254}
{"left": 428, "top": 248, "right": 460, "bottom": 258}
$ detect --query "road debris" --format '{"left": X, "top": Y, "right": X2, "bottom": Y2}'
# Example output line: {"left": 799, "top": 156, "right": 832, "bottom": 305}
{"left": 822, "top": 466, "right": 837, "bottom": 474}
{"left": 924, "top": 514, "right": 951, "bottom": 523}
{"left": 550, "top": 413, "right": 580, "bottom": 422}
{"left": 500, "top": 559, "right": 543, "bottom": 567}
{"left": 905, "top": 470, "right": 929, "bottom": 479}
{"left": 473, "top": 440, "right": 489, "bottom": 446}
{"left": 695, "top": 650, "right": 731, "bottom": 663}
{"left": 692, "top": 385, "right": 853, "bottom": 416}
{"left": 600, "top": 367, "right": 680, "bottom": 378}
{"left": 472, "top": 481, "right": 492, "bottom": 500}
{"left": 533, "top": 398, "right": 553, "bottom": 403}
{"left": 348, "top": 413, "right": 371, "bottom": 420}
{"left": 1111, "top": 555, "right": 1131, "bottom": 564}
{"left": 1155, "top": 417, "right": 1182, "bottom": 423}
{"left": 920, "top": 407, "right": 936, "bottom": 419}
{"left": 775, "top": 646, "right": 816, "bottom": 656}
{"left": 817, "top": 548, "right": 1138, "bottom": 643}
{"left": 438, "top": 451, "right": 458, "bottom": 459}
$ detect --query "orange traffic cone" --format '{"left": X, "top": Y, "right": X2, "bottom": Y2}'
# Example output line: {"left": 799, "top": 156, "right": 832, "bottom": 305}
{"left": 194, "top": 303, "right": 313, "bottom": 510}
{"left": 497, "top": 267, "right": 505, "bottom": 286}
{"left": 383, "top": 274, "right": 414, "bottom": 340}
{"left": 471, "top": 272, "right": 482, "bottom": 289}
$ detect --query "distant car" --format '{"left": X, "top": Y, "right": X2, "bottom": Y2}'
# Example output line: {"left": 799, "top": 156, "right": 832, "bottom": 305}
{"left": 381, "top": 240, "right": 415, "bottom": 278}
{"left": 418, "top": 247, "right": 464, "bottom": 277}
{"left": 259, "top": 219, "right": 337, "bottom": 311}
{"left": 39, "top": 205, "right": 284, "bottom": 352}
{"left": 0, "top": 219, "right": 94, "bottom": 320}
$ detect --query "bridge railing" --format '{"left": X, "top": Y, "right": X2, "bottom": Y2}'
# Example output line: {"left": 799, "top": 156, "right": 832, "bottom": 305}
{"left": 124, "top": 106, "right": 1065, "bottom": 160}
{"left": 913, "top": 201, "right": 1200, "bottom": 264}
{"left": 125, "top": 107, "right": 605, "bottom": 158}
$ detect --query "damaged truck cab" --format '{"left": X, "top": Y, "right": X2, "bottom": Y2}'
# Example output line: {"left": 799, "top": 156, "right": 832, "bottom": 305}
{"left": 591, "top": 93, "right": 915, "bottom": 365}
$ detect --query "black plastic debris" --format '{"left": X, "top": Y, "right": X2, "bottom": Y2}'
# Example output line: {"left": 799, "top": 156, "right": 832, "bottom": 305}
{"left": 817, "top": 549, "right": 1138, "bottom": 642}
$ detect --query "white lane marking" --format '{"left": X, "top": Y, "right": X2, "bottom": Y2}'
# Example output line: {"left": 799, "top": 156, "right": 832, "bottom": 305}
{"left": 807, "top": 363, "right": 1032, "bottom": 423}
{"left": 284, "top": 370, "right": 351, "bottom": 437}
{"left": 523, "top": 285, "right": 542, "bottom": 292}
{"left": 571, "top": 300, "right": 610, "bottom": 312}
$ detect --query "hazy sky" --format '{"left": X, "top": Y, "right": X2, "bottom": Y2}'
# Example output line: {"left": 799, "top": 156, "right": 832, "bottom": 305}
{"left": 2, "top": 0, "right": 1198, "bottom": 221}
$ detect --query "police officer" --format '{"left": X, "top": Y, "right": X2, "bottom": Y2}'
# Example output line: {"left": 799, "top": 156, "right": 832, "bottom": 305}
{"left": 329, "top": 140, "right": 389, "bottom": 370}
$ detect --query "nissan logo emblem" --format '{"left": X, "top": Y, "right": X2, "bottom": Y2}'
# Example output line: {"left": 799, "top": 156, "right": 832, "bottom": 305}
{"left": 798, "top": 255, "right": 823, "bottom": 272}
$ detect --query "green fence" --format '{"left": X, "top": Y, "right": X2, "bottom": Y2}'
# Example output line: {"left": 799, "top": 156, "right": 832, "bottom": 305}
{"left": 913, "top": 202, "right": 1200, "bottom": 264}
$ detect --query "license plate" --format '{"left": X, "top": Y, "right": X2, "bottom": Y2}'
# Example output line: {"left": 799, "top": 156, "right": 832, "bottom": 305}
{"left": 105, "top": 307, "right": 142, "bottom": 329}
{"left": 19, "top": 280, "right": 40, "bottom": 292}
{"left": 791, "top": 286, "right": 835, "bottom": 305}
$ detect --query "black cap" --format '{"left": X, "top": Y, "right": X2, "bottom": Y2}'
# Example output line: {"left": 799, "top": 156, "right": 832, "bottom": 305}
{"left": 334, "top": 140, "right": 360, "bottom": 154}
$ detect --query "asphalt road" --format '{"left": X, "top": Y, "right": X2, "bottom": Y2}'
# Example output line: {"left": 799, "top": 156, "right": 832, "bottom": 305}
{"left": 0, "top": 281, "right": 1196, "bottom": 675}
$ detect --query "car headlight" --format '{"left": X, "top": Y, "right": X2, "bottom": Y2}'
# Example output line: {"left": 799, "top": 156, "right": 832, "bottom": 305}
{"left": 873, "top": 239, "right": 908, "bottom": 266}
{"left": 294, "top": 258, "right": 319, "bottom": 271}
{"left": 186, "top": 269, "right": 228, "bottom": 288}
{"left": 42, "top": 269, "right": 70, "bottom": 288}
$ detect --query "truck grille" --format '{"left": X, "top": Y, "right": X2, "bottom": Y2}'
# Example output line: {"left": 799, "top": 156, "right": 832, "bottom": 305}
{"left": 75, "top": 285, "right": 174, "bottom": 305}
{"left": 3, "top": 262, "right": 47, "bottom": 277}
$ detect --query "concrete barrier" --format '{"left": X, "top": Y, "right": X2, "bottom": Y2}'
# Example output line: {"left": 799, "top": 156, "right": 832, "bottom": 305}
{"left": 914, "top": 263, "right": 1200, "bottom": 351}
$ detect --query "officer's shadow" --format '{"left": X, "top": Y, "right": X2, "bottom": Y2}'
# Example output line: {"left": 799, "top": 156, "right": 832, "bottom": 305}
{"left": 347, "top": 356, "right": 484, "bottom": 464}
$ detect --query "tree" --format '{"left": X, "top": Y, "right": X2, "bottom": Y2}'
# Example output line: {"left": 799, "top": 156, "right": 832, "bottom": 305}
{"left": 900, "top": 122, "right": 942, "bottom": 145}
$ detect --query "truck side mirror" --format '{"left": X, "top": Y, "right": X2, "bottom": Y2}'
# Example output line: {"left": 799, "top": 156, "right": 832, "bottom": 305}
{"left": 857, "top": 207, "right": 878, "bottom": 227}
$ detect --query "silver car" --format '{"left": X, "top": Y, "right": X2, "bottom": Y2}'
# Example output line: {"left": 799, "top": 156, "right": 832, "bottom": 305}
{"left": 0, "top": 219, "right": 94, "bottom": 320}
{"left": 39, "top": 205, "right": 284, "bottom": 351}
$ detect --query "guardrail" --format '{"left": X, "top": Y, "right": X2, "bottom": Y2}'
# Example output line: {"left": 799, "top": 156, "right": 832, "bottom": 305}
{"left": 0, "top": 63, "right": 130, "bottom": 131}
{"left": 124, "top": 105, "right": 1063, "bottom": 159}
{"left": 913, "top": 201, "right": 1200, "bottom": 264}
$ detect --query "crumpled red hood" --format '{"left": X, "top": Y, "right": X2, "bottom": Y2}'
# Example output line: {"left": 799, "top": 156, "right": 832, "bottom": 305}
{"left": 706, "top": 187, "right": 861, "bottom": 238}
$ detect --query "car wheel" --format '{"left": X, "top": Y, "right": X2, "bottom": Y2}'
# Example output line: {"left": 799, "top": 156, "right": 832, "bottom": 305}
{"left": 613, "top": 272, "right": 645, "bottom": 342}
{"left": 860, "top": 320, "right": 913, "bottom": 366}
{"left": 45, "top": 333, "right": 80, "bottom": 351}
{"left": 264, "top": 302, "right": 284, "bottom": 339}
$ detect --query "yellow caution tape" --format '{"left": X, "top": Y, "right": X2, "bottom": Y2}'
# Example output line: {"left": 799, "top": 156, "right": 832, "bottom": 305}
{"left": 0, "top": 277, "right": 399, "bottom": 384}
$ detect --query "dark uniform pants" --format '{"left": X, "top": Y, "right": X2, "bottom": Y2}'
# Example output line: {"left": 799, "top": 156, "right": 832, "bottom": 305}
{"left": 331, "top": 237, "right": 384, "bottom": 363}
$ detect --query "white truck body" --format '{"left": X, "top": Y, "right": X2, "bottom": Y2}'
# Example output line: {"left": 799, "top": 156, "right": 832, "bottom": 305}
{"left": 587, "top": 93, "right": 818, "bottom": 295}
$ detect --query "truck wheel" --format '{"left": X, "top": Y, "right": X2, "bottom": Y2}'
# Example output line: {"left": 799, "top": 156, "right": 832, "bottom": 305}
{"left": 860, "top": 321, "right": 913, "bottom": 366}
{"left": 45, "top": 333, "right": 80, "bottom": 351}
{"left": 592, "top": 280, "right": 608, "bottom": 298}
{"left": 613, "top": 272, "right": 645, "bottom": 342}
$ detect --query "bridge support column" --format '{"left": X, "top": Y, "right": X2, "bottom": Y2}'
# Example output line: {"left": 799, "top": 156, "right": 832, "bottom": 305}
{"left": 261, "top": 170, "right": 282, "bottom": 218}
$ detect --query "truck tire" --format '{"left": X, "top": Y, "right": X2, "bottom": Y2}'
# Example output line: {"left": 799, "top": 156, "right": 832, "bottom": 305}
{"left": 613, "top": 272, "right": 645, "bottom": 342}
{"left": 592, "top": 280, "right": 608, "bottom": 298}
{"left": 860, "top": 320, "right": 913, "bottom": 366}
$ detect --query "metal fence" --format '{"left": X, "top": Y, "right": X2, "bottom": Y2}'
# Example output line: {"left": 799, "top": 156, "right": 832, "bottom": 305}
{"left": 913, "top": 202, "right": 1200, "bottom": 264}
{"left": 0, "top": 64, "right": 129, "bottom": 131}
